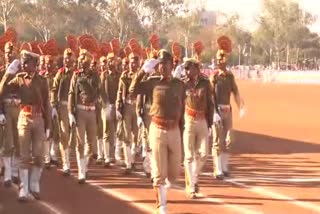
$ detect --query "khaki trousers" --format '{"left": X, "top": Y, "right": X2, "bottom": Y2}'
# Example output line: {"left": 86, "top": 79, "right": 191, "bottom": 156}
{"left": 212, "top": 110, "right": 233, "bottom": 156}
{"left": 123, "top": 103, "right": 138, "bottom": 146}
{"left": 58, "top": 104, "right": 70, "bottom": 165}
{"left": 101, "top": 105, "right": 117, "bottom": 161}
{"left": 3, "top": 104, "right": 19, "bottom": 157}
{"left": 18, "top": 113, "right": 45, "bottom": 169}
{"left": 183, "top": 116, "right": 208, "bottom": 192}
{"left": 76, "top": 109, "right": 97, "bottom": 159}
{"left": 96, "top": 103, "right": 103, "bottom": 140}
{"left": 150, "top": 122, "right": 182, "bottom": 186}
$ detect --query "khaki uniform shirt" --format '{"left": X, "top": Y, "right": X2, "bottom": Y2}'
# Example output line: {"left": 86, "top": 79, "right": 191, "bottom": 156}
{"left": 68, "top": 70, "right": 100, "bottom": 114}
{"left": 0, "top": 72, "right": 51, "bottom": 130}
{"left": 129, "top": 70, "right": 185, "bottom": 124}
{"left": 100, "top": 70, "right": 120, "bottom": 106}
{"left": 210, "top": 70, "right": 239, "bottom": 105}
{"left": 184, "top": 75, "right": 214, "bottom": 127}
{"left": 116, "top": 70, "right": 136, "bottom": 112}
{"left": 51, "top": 67, "right": 73, "bottom": 107}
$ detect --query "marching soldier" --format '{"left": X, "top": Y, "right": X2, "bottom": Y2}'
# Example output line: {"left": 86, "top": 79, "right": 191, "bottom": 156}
{"left": 182, "top": 58, "right": 213, "bottom": 199}
{"left": 51, "top": 48, "right": 75, "bottom": 176}
{"left": 210, "top": 36, "right": 245, "bottom": 179}
{"left": 0, "top": 50, "right": 51, "bottom": 201}
{"left": 116, "top": 52, "right": 140, "bottom": 174}
{"left": 100, "top": 54, "right": 121, "bottom": 167}
{"left": 135, "top": 58, "right": 159, "bottom": 178}
{"left": 40, "top": 55, "right": 59, "bottom": 168}
{"left": 68, "top": 49, "right": 100, "bottom": 184}
{"left": 129, "top": 50, "right": 185, "bottom": 214}
{"left": 0, "top": 42, "right": 20, "bottom": 187}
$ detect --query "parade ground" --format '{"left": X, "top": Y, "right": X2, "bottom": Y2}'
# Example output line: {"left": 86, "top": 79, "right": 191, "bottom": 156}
{"left": 1, "top": 80, "right": 320, "bottom": 214}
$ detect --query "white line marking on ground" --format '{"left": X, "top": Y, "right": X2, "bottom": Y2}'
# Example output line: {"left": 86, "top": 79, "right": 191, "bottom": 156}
{"left": 226, "top": 179, "right": 320, "bottom": 213}
{"left": 38, "top": 201, "right": 65, "bottom": 214}
{"left": 133, "top": 171, "right": 262, "bottom": 214}
{"left": 201, "top": 173, "right": 320, "bottom": 183}
{"left": 89, "top": 182, "right": 153, "bottom": 214}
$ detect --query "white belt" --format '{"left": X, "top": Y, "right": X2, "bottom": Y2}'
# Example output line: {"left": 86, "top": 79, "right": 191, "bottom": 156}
{"left": 77, "top": 104, "right": 96, "bottom": 111}
{"left": 218, "top": 104, "right": 230, "bottom": 108}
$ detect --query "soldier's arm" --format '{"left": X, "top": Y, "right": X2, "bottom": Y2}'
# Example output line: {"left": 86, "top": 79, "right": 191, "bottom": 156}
{"left": 0, "top": 73, "right": 20, "bottom": 114}
{"left": 230, "top": 73, "right": 242, "bottom": 109}
{"left": 100, "top": 72, "right": 109, "bottom": 108}
{"left": 179, "top": 81, "right": 186, "bottom": 132}
{"left": 209, "top": 74, "right": 220, "bottom": 114}
{"left": 206, "top": 80, "right": 214, "bottom": 127}
{"left": 136, "top": 94, "right": 144, "bottom": 117}
{"left": 68, "top": 73, "right": 77, "bottom": 115}
{"left": 128, "top": 69, "right": 149, "bottom": 95}
{"left": 42, "top": 78, "right": 52, "bottom": 131}
{"left": 116, "top": 77, "right": 124, "bottom": 112}
{"left": 51, "top": 70, "right": 62, "bottom": 108}
{"left": 0, "top": 73, "right": 20, "bottom": 97}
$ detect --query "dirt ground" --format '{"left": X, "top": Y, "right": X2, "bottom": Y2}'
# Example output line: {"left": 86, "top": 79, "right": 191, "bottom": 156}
{"left": 1, "top": 80, "right": 320, "bottom": 214}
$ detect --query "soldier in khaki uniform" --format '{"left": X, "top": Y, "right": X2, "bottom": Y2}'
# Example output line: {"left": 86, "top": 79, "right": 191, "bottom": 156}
{"left": 68, "top": 49, "right": 100, "bottom": 184}
{"left": 210, "top": 36, "right": 245, "bottom": 180}
{"left": 113, "top": 57, "right": 129, "bottom": 164}
{"left": 51, "top": 48, "right": 75, "bottom": 176}
{"left": 116, "top": 53, "right": 140, "bottom": 174}
{"left": 40, "top": 55, "right": 59, "bottom": 168}
{"left": 182, "top": 58, "right": 214, "bottom": 199}
{"left": 100, "top": 54, "right": 121, "bottom": 167}
{"left": 0, "top": 50, "right": 51, "bottom": 201}
{"left": 130, "top": 50, "right": 185, "bottom": 214}
{"left": 0, "top": 42, "right": 20, "bottom": 187}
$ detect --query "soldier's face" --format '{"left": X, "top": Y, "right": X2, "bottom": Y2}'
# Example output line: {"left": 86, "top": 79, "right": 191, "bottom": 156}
{"left": 90, "top": 61, "right": 97, "bottom": 70}
{"left": 5, "top": 52, "right": 14, "bottom": 64}
{"left": 78, "top": 55, "right": 90, "bottom": 70}
{"left": 100, "top": 61, "right": 107, "bottom": 72}
{"left": 159, "top": 60, "right": 173, "bottom": 78}
{"left": 45, "top": 61, "right": 54, "bottom": 73}
{"left": 108, "top": 58, "right": 117, "bottom": 71}
{"left": 122, "top": 62, "right": 129, "bottom": 71}
{"left": 185, "top": 64, "right": 199, "bottom": 80}
{"left": 217, "top": 56, "right": 227, "bottom": 70}
{"left": 22, "top": 59, "right": 37, "bottom": 73}
{"left": 64, "top": 56, "right": 74, "bottom": 68}
{"left": 129, "top": 57, "right": 139, "bottom": 72}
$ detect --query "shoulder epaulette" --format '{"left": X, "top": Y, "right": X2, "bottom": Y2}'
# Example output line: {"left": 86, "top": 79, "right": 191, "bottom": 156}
{"left": 58, "top": 67, "right": 65, "bottom": 74}
{"left": 147, "top": 75, "right": 161, "bottom": 81}
{"left": 16, "top": 72, "right": 27, "bottom": 77}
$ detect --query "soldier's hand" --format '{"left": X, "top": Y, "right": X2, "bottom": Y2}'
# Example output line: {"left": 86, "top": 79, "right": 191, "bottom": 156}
{"left": 240, "top": 107, "right": 246, "bottom": 119}
{"left": 6, "top": 59, "right": 20, "bottom": 75}
{"left": 45, "top": 129, "right": 50, "bottom": 139}
{"left": 51, "top": 107, "right": 58, "bottom": 119}
{"left": 104, "top": 105, "right": 112, "bottom": 120}
{"left": 213, "top": 113, "right": 221, "bottom": 124}
{"left": 116, "top": 111, "right": 122, "bottom": 120}
{"left": 0, "top": 114, "right": 6, "bottom": 125}
{"left": 137, "top": 116, "right": 143, "bottom": 127}
{"left": 142, "top": 59, "right": 159, "bottom": 74}
{"left": 208, "top": 127, "right": 212, "bottom": 137}
{"left": 68, "top": 113, "right": 76, "bottom": 126}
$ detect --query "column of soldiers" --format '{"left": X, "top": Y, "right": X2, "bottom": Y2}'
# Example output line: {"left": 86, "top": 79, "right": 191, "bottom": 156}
{"left": 0, "top": 35, "right": 245, "bottom": 214}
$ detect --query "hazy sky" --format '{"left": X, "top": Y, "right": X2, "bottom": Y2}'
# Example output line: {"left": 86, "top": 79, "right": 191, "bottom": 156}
{"left": 205, "top": 0, "right": 320, "bottom": 33}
